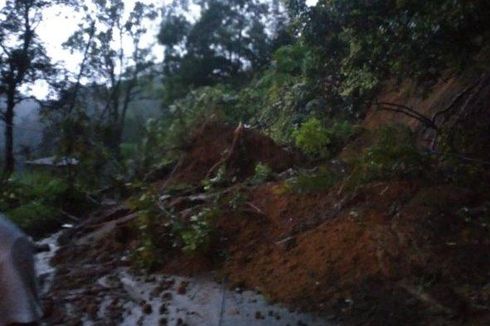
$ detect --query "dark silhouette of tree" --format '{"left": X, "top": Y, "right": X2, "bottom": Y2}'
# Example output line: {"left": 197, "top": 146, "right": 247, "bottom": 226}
{"left": 62, "top": 0, "right": 157, "bottom": 156}
{"left": 158, "top": 0, "right": 288, "bottom": 104}
{"left": 0, "top": 0, "right": 56, "bottom": 175}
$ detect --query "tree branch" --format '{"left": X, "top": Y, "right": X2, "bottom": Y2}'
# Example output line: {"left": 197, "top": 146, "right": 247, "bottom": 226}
{"left": 432, "top": 77, "right": 482, "bottom": 124}
{"left": 375, "top": 100, "right": 438, "bottom": 130}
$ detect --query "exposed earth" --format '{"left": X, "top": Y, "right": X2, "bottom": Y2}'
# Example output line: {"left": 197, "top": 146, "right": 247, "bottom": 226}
{"left": 39, "top": 112, "right": 489, "bottom": 325}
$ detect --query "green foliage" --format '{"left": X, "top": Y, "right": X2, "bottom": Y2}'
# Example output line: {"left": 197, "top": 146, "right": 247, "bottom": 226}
{"left": 227, "top": 190, "right": 248, "bottom": 211}
{"left": 202, "top": 166, "right": 228, "bottom": 192}
{"left": 158, "top": 0, "right": 287, "bottom": 104}
{"left": 434, "top": 124, "right": 490, "bottom": 188}
{"left": 328, "top": 120, "right": 356, "bottom": 151}
{"left": 133, "top": 209, "right": 169, "bottom": 269}
{"left": 179, "top": 208, "right": 218, "bottom": 254}
{"left": 124, "top": 118, "right": 176, "bottom": 180}
{"left": 293, "top": 118, "right": 354, "bottom": 160}
{"left": 350, "top": 125, "right": 430, "bottom": 185}
{"left": 0, "top": 172, "right": 84, "bottom": 236}
{"left": 130, "top": 184, "right": 220, "bottom": 267}
{"left": 287, "top": 167, "right": 338, "bottom": 194}
{"left": 293, "top": 117, "right": 331, "bottom": 159}
{"left": 299, "top": 0, "right": 490, "bottom": 98}
{"left": 249, "top": 44, "right": 330, "bottom": 142}
{"left": 129, "top": 187, "right": 171, "bottom": 269}
{"left": 7, "top": 202, "right": 59, "bottom": 237}
{"left": 250, "top": 162, "right": 273, "bottom": 185}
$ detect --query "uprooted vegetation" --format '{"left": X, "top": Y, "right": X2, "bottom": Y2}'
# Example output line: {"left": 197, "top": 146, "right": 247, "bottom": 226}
{"left": 29, "top": 1, "right": 490, "bottom": 324}
{"left": 51, "top": 79, "right": 490, "bottom": 323}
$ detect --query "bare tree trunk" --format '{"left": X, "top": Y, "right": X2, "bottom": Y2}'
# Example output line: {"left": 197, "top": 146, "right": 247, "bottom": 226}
{"left": 3, "top": 93, "right": 15, "bottom": 176}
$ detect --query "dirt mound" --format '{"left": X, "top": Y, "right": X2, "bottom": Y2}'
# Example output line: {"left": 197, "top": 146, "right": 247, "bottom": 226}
{"left": 216, "top": 181, "right": 490, "bottom": 325}
{"left": 46, "top": 121, "right": 489, "bottom": 325}
{"left": 166, "top": 122, "right": 299, "bottom": 185}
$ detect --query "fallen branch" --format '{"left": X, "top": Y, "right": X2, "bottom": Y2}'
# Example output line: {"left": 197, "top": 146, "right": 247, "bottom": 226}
{"left": 245, "top": 202, "right": 266, "bottom": 216}
{"left": 400, "top": 283, "right": 454, "bottom": 315}
{"left": 206, "top": 122, "right": 244, "bottom": 179}
{"left": 61, "top": 210, "right": 80, "bottom": 222}
{"left": 428, "top": 150, "right": 490, "bottom": 166}
{"left": 159, "top": 155, "right": 185, "bottom": 191}
{"left": 432, "top": 77, "right": 482, "bottom": 124}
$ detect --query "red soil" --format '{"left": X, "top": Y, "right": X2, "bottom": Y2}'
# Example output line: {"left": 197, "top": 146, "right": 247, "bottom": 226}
{"left": 213, "top": 181, "right": 489, "bottom": 324}
{"left": 166, "top": 122, "right": 299, "bottom": 185}
{"left": 51, "top": 119, "right": 490, "bottom": 325}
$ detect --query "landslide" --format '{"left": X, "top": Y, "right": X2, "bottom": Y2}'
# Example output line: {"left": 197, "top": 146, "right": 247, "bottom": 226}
{"left": 48, "top": 82, "right": 490, "bottom": 325}
{"left": 162, "top": 121, "right": 299, "bottom": 186}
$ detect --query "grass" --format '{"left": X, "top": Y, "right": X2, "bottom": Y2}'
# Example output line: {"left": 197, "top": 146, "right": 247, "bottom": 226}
{"left": 0, "top": 171, "right": 86, "bottom": 237}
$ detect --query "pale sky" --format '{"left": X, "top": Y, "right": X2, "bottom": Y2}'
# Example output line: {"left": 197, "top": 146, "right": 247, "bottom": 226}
{"left": 0, "top": 0, "right": 319, "bottom": 98}
{"left": 38, "top": 0, "right": 167, "bottom": 70}
{"left": 32, "top": 0, "right": 166, "bottom": 98}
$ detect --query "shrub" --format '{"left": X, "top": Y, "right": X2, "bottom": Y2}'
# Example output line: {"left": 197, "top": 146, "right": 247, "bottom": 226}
{"left": 250, "top": 162, "right": 273, "bottom": 185}
{"left": 293, "top": 117, "right": 331, "bottom": 159}
{"left": 174, "top": 208, "right": 219, "bottom": 254}
{"left": 133, "top": 210, "right": 171, "bottom": 269}
{"left": 202, "top": 166, "right": 228, "bottom": 191}
{"left": 129, "top": 187, "right": 173, "bottom": 269}
{"left": 327, "top": 120, "right": 355, "bottom": 154}
{"left": 287, "top": 167, "right": 338, "bottom": 193}
{"left": 293, "top": 118, "right": 355, "bottom": 160}
{"left": 0, "top": 172, "right": 83, "bottom": 237}
{"left": 350, "top": 125, "right": 431, "bottom": 185}
{"left": 7, "top": 202, "right": 59, "bottom": 237}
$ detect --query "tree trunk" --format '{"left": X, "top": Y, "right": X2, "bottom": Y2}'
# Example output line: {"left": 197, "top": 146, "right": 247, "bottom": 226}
{"left": 3, "top": 93, "right": 15, "bottom": 176}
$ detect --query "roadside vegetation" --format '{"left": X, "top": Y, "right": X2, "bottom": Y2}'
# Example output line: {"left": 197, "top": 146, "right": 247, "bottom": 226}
{"left": 1, "top": 0, "right": 489, "bottom": 324}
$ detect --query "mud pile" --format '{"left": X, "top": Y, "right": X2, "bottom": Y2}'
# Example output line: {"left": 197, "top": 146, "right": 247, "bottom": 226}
{"left": 44, "top": 120, "right": 490, "bottom": 325}
{"left": 220, "top": 181, "right": 489, "bottom": 325}
{"left": 166, "top": 122, "right": 299, "bottom": 185}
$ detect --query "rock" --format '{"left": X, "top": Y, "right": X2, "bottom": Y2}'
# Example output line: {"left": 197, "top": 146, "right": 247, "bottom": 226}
{"left": 177, "top": 281, "right": 189, "bottom": 295}
{"left": 159, "top": 303, "right": 168, "bottom": 315}
{"left": 86, "top": 303, "right": 98, "bottom": 319}
{"left": 177, "top": 317, "right": 188, "bottom": 325}
{"left": 162, "top": 292, "right": 173, "bottom": 301}
{"left": 255, "top": 311, "right": 265, "bottom": 319}
{"left": 275, "top": 236, "right": 297, "bottom": 251}
{"left": 142, "top": 303, "right": 153, "bottom": 314}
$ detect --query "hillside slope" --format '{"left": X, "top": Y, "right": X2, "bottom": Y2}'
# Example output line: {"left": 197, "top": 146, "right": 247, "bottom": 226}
{"left": 45, "top": 76, "right": 490, "bottom": 324}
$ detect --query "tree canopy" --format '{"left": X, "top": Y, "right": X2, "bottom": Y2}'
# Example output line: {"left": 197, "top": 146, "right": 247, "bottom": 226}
{"left": 158, "top": 0, "right": 289, "bottom": 103}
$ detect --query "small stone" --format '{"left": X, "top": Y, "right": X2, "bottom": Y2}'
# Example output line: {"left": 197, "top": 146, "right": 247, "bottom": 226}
{"left": 162, "top": 292, "right": 173, "bottom": 301}
{"left": 159, "top": 304, "right": 168, "bottom": 315}
{"left": 177, "top": 281, "right": 189, "bottom": 295}
{"left": 276, "top": 236, "right": 297, "bottom": 251}
{"left": 177, "top": 318, "right": 186, "bottom": 325}
{"left": 142, "top": 303, "right": 153, "bottom": 314}
{"left": 255, "top": 311, "right": 265, "bottom": 320}
{"left": 86, "top": 303, "right": 98, "bottom": 319}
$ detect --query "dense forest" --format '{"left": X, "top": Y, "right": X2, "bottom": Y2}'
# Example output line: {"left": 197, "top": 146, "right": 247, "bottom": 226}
{"left": 0, "top": 0, "right": 489, "bottom": 325}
